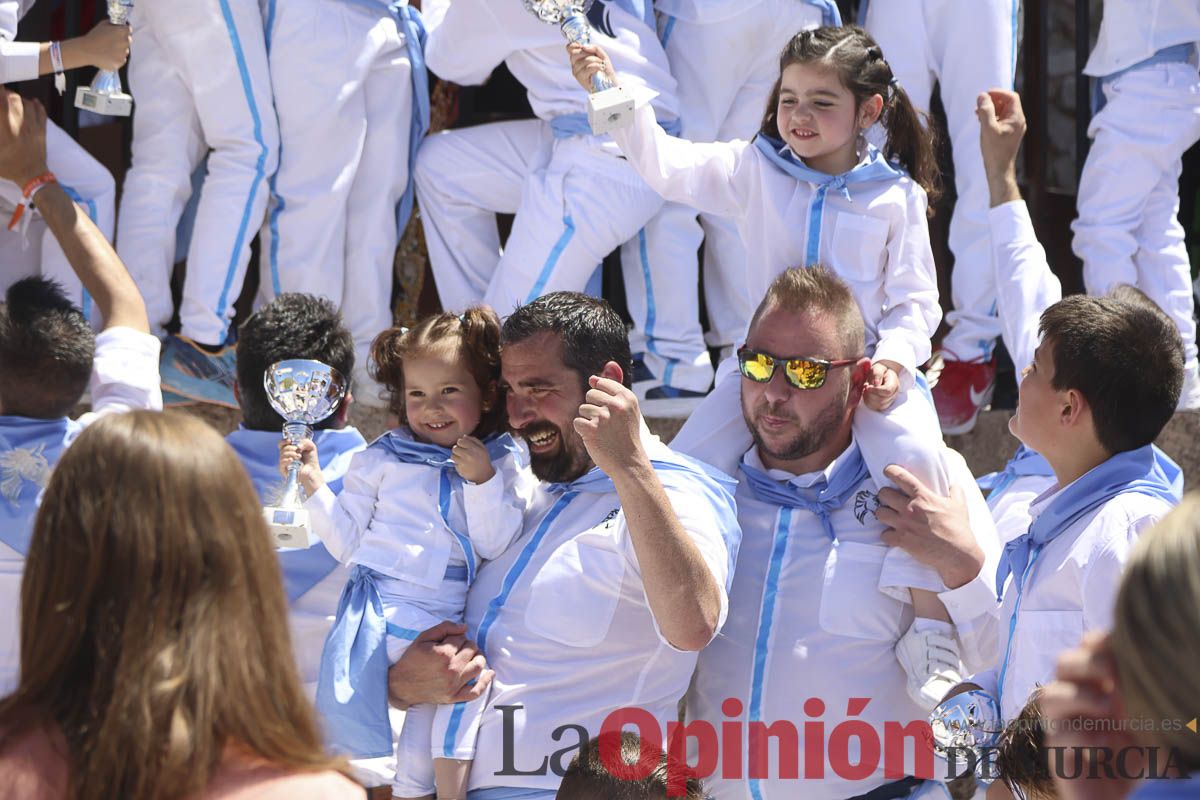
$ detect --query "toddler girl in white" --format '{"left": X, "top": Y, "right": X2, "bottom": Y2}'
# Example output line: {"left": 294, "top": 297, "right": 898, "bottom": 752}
{"left": 281, "top": 307, "right": 532, "bottom": 800}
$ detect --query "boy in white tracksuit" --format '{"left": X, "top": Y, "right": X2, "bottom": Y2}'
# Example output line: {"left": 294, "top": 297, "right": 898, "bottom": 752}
{"left": 626, "top": 0, "right": 838, "bottom": 412}
{"left": 257, "top": 0, "right": 426, "bottom": 408}
{"left": 861, "top": 0, "right": 1021, "bottom": 433}
{"left": 415, "top": 0, "right": 678, "bottom": 320}
{"left": 1071, "top": 0, "right": 1200, "bottom": 409}
{"left": 0, "top": 0, "right": 121, "bottom": 318}
{"left": 117, "top": 0, "right": 277, "bottom": 402}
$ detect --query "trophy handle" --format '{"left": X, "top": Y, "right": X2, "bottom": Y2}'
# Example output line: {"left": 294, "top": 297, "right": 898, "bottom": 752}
{"left": 561, "top": 15, "right": 615, "bottom": 92}
{"left": 74, "top": 13, "right": 133, "bottom": 116}
{"left": 277, "top": 421, "right": 314, "bottom": 507}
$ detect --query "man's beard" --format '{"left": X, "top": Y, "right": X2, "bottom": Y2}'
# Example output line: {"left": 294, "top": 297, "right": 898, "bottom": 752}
{"left": 743, "top": 391, "right": 847, "bottom": 463}
{"left": 518, "top": 421, "right": 593, "bottom": 483}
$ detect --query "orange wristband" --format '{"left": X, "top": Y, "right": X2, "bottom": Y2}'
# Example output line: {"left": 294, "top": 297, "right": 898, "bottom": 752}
{"left": 8, "top": 172, "right": 57, "bottom": 231}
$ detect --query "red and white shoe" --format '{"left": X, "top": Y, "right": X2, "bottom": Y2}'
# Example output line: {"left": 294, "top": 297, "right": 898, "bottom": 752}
{"left": 931, "top": 353, "right": 996, "bottom": 435}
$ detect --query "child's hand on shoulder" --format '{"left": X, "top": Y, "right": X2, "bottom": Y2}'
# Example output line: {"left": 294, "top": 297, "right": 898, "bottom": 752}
{"left": 279, "top": 438, "right": 325, "bottom": 497}
{"left": 862, "top": 360, "right": 902, "bottom": 412}
{"left": 452, "top": 436, "right": 496, "bottom": 485}
{"left": 567, "top": 41, "right": 617, "bottom": 93}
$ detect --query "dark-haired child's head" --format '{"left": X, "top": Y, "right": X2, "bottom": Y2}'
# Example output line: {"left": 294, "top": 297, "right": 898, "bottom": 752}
{"left": 0, "top": 278, "right": 94, "bottom": 418}
{"left": 759, "top": 25, "right": 940, "bottom": 202}
{"left": 1010, "top": 292, "right": 1183, "bottom": 458}
{"left": 556, "top": 732, "right": 706, "bottom": 800}
{"left": 235, "top": 293, "right": 355, "bottom": 431}
{"left": 995, "top": 688, "right": 1057, "bottom": 800}
{"left": 371, "top": 306, "right": 504, "bottom": 446}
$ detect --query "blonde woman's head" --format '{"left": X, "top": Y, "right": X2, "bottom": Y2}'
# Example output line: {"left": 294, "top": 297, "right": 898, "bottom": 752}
{"left": 1110, "top": 493, "right": 1200, "bottom": 770}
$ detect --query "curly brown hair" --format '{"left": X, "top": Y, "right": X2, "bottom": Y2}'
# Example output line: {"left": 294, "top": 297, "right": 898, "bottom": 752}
{"left": 369, "top": 305, "right": 506, "bottom": 438}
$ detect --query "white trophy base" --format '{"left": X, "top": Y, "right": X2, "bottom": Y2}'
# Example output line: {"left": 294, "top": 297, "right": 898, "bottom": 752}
{"left": 75, "top": 87, "right": 133, "bottom": 117}
{"left": 587, "top": 86, "right": 634, "bottom": 135}
{"left": 264, "top": 505, "right": 320, "bottom": 549}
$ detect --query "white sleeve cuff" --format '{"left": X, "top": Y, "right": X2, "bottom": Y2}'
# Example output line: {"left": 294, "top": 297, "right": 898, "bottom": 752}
{"left": 939, "top": 569, "right": 1000, "bottom": 627}
{"left": 0, "top": 40, "right": 41, "bottom": 84}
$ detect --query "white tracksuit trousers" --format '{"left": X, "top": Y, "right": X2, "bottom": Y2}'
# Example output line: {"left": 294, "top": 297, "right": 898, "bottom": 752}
{"left": 864, "top": 0, "right": 1020, "bottom": 363}
{"left": 414, "top": 118, "right": 664, "bottom": 317}
{"left": 117, "top": 0, "right": 278, "bottom": 345}
{"left": 1072, "top": 61, "right": 1200, "bottom": 374}
{"left": 0, "top": 121, "right": 114, "bottom": 318}
{"left": 258, "top": 0, "right": 413, "bottom": 367}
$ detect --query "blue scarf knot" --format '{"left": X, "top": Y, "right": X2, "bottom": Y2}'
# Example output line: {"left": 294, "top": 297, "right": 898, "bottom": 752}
{"left": 994, "top": 444, "right": 1182, "bottom": 600}
{"left": 752, "top": 134, "right": 906, "bottom": 201}
{"left": 738, "top": 444, "right": 871, "bottom": 542}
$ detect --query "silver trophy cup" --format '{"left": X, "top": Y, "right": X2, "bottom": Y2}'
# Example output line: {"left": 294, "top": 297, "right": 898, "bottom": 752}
{"left": 929, "top": 689, "right": 1004, "bottom": 779}
{"left": 75, "top": 0, "right": 134, "bottom": 117}
{"left": 524, "top": 0, "right": 634, "bottom": 134}
{"left": 263, "top": 359, "right": 347, "bottom": 549}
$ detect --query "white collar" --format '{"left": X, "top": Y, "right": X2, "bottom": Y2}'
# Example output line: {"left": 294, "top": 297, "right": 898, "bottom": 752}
{"left": 742, "top": 435, "right": 860, "bottom": 490}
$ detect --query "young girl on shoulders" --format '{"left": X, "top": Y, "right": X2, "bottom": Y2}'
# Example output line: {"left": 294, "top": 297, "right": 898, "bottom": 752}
{"left": 281, "top": 307, "right": 532, "bottom": 800}
{"left": 570, "top": 25, "right": 969, "bottom": 711}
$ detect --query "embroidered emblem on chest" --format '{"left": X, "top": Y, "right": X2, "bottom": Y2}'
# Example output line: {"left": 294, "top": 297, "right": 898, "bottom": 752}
{"left": 853, "top": 489, "right": 881, "bottom": 525}
{"left": 0, "top": 443, "right": 52, "bottom": 508}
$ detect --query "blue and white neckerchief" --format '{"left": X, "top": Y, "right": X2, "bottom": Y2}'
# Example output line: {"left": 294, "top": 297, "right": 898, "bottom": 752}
{"left": 753, "top": 133, "right": 907, "bottom": 196}
{"left": 737, "top": 443, "right": 870, "bottom": 542}
{"left": 994, "top": 444, "right": 1182, "bottom": 600}
{"left": 0, "top": 416, "right": 78, "bottom": 556}
{"left": 370, "top": 428, "right": 520, "bottom": 585}
{"left": 977, "top": 444, "right": 1055, "bottom": 509}
{"left": 225, "top": 425, "right": 367, "bottom": 602}
{"left": 753, "top": 133, "right": 905, "bottom": 265}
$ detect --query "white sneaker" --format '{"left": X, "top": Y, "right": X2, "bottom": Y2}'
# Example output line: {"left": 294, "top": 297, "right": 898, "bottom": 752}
{"left": 895, "top": 619, "right": 964, "bottom": 711}
{"left": 1178, "top": 362, "right": 1200, "bottom": 411}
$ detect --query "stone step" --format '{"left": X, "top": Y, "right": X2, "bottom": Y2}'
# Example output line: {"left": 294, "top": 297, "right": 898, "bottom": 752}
{"left": 165, "top": 403, "right": 1200, "bottom": 491}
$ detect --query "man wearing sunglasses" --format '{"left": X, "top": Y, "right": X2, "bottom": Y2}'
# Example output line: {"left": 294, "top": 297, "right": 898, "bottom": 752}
{"left": 683, "top": 265, "right": 1002, "bottom": 800}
